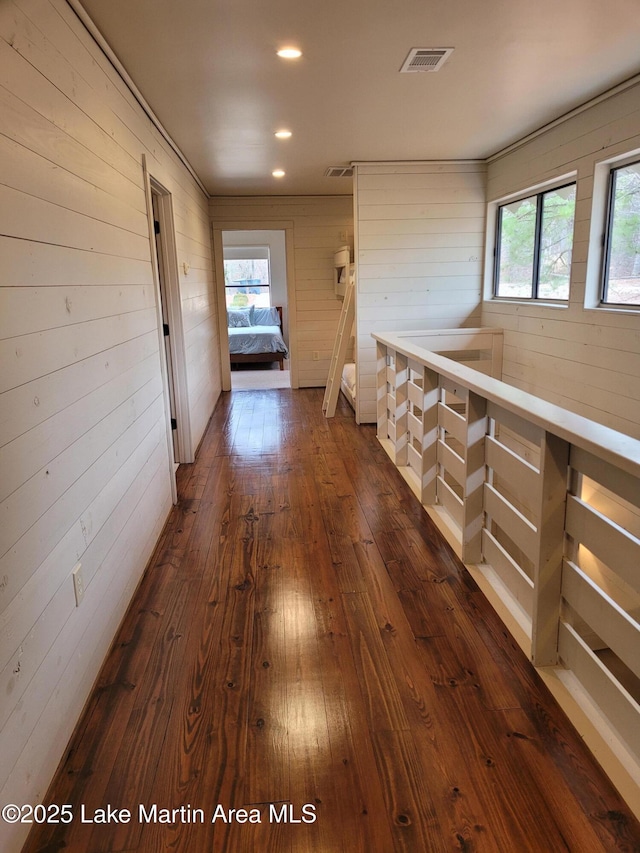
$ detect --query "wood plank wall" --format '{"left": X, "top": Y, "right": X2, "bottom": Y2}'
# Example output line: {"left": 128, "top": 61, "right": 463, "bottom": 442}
{"left": 0, "top": 0, "right": 220, "bottom": 844}
{"left": 209, "top": 196, "right": 354, "bottom": 387}
{"left": 354, "top": 163, "right": 487, "bottom": 423}
{"left": 482, "top": 82, "right": 640, "bottom": 440}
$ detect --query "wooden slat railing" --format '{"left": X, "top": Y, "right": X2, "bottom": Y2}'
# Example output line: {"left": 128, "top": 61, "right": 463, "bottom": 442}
{"left": 373, "top": 328, "right": 640, "bottom": 765}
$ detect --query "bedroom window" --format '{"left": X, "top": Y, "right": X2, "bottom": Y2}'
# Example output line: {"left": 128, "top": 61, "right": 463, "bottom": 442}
{"left": 223, "top": 249, "right": 271, "bottom": 309}
{"left": 602, "top": 159, "right": 640, "bottom": 306}
{"left": 494, "top": 182, "right": 576, "bottom": 301}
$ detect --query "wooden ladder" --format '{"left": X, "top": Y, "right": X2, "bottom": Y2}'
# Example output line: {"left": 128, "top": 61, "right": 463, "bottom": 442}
{"left": 322, "top": 277, "right": 355, "bottom": 418}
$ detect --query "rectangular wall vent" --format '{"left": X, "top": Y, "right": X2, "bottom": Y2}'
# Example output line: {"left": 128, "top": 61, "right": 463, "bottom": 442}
{"left": 324, "top": 166, "right": 354, "bottom": 178}
{"left": 400, "top": 47, "right": 454, "bottom": 73}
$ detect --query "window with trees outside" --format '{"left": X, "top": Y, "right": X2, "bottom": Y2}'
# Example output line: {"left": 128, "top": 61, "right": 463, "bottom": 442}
{"left": 494, "top": 183, "right": 576, "bottom": 301}
{"left": 224, "top": 252, "right": 271, "bottom": 310}
{"left": 602, "top": 159, "right": 640, "bottom": 307}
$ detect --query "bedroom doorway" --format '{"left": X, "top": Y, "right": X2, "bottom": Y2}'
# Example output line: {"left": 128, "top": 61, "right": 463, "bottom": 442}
{"left": 143, "top": 160, "right": 195, "bottom": 507}
{"left": 221, "top": 229, "right": 291, "bottom": 391}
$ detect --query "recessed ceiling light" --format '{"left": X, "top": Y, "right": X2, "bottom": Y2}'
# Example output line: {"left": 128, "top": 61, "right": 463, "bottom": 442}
{"left": 277, "top": 47, "right": 302, "bottom": 59}
{"left": 275, "top": 130, "right": 292, "bottom": 139}
{"left": 272, "top": 169, "right": 286, "bottom": 178}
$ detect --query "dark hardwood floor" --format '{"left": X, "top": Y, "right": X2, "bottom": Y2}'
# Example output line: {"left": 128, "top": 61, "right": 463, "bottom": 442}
{"left": 24, "top": 389, "right": 640, "bottom": 852}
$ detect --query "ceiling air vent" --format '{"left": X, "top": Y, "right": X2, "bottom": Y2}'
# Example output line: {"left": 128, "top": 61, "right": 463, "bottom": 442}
{"left": 324, "top": 166, "right": 354, "bottom": 178}
{"left": 400, "top": 47, "right": 454, "bottom": 73}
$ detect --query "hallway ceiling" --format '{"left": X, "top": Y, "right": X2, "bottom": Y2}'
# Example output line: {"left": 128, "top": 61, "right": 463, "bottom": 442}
{"left": 77, "top": 0, "right": 640, "bottom": 197}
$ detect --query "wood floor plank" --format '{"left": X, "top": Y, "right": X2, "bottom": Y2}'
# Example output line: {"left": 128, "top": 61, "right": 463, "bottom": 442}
{"left": 498, "top": 707, "right": 619, "bottom": 852}
{"left": 348, "top": 525, "right": 503, "bottom": 850}
{"left": 372, "top": 729, "right": 448, "bottom": 853}
{"left": 23, "top": 388, "right": 640, "bottom": 853}
{"left": 134, "top": 476, "right": 255, "bottom": 851}
{"left": 424, "top": 680, "right": 585, "bottom": 852}
{"left": 418, "top": 605, "right": 523, "bottom": 713}
{"left": 238, "top": 507, "right": 294, "bottom": 853}
{"left": 310, "top": 625, "right": 397, "bottom": 852}
{"left": 282, "top": 548, "right": 344, "bottom": 852}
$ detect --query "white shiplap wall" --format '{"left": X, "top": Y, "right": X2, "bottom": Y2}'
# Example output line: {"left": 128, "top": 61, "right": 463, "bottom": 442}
{"left": 482, "top": 82, "right": 640, "bottom": 440}
{"left": 0, "top": 2, "right": 219, "bottom": 849}
{"left": 354, "top": 162, "right": 487, "bottom": 423}
{"left": 210, "top": 196, "right": 353, "bottom": 387}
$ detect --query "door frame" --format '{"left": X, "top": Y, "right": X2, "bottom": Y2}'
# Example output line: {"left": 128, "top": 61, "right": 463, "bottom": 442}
{"left": 142, "top": 157, "right": 194, "bottom": 502}
{"left": 211, "top": 220, "right": 297, "bottom": 391}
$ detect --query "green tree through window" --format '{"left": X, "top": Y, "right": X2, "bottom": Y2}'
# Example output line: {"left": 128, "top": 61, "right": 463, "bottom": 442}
{"left": 603, "top": 161, "right": 640, "bottom": 306}
{"left": 495, "top": 184, "right": 576, "bottom": 300}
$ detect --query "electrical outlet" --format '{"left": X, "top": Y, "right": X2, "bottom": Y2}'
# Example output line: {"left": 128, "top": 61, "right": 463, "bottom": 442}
{"left": 72, "top": 563, "right": 84, "bottom": 606}
{"left": 313, "top": 351, "right": 320, "bottom": 361}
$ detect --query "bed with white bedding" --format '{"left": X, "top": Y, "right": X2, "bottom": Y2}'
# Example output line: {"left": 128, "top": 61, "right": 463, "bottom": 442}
{"left": 341, "top": 362, "right": 356, "bottom": 409}
{"left": 228, "top": 306, "right": 288, "bottom": 370}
